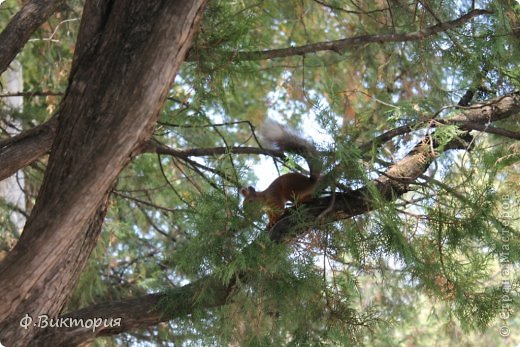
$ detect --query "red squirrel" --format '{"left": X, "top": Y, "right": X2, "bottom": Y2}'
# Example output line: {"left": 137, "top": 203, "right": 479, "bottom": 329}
{"left": 241, "top": 119, "right": 321, "bottom": 228}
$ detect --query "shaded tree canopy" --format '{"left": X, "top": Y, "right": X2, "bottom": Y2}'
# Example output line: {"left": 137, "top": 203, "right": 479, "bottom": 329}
{"left": 0, "top": 0, "right": 519, "bottom": 346}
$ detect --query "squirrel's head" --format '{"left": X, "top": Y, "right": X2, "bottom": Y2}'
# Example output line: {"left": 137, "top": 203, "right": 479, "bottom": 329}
{"left": 241, "top": 186, "right": 263, "bottom": 220}
{"left": 240, "top": 186, "right": 257, "bottom": 199}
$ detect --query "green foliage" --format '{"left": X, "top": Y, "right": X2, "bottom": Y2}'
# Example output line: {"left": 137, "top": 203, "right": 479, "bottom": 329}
{"left": 1, "top": 0, "right": 519, "bottom": 345}
{"left": 433, "top": 124, "right": 467, "bottom": 151}
{"left": 170, "top": 190, "right": 247, "bottom": 278}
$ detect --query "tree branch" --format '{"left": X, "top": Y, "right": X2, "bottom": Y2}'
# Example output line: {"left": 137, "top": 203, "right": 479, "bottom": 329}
{"left": 310, "top": 0, "right": 388, "bottom": 15}
{"left": 0, "top": 124, "right": 284, "bottom": 181}
{"left": 0, "top": 117, "right": 58, "bottom": 180}
{"left": 458, "top": 122, "right": 520, "bottom": 140}
{"left": 0, "top": 91, "right": 64, "bottom": 98}
{"left": 189, "top": 9, "right": 491, "bottom": 61}
{"left": 358, "top": 92, "right": 520, "bottom": 152}
{"left": 142, "top": 139, "right": 283, "bottom": 158}
{"left": 0, "top": 0, "right": 65, "bottom": 74}
{"left": 268, "top": 93, "right": 520, "bottom": 241}
{"left": 31, "top": 277, "right": 232, "bottom": 346}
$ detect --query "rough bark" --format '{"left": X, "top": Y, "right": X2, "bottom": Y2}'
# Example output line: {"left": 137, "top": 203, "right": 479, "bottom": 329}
{"left": 31, "top": 277, "right": 232, "bottom": 346}
{"left": 0, "top": 117, "right": 58, "bottom": 180}
{"left": 0, "top": 0, "right": 64, "bottom": 75}
{"left": 0, "top": 0, "right": 208, "bottom": 345}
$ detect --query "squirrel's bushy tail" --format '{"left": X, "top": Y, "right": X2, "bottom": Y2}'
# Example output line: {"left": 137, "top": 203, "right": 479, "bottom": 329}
{"left": 259, "top": 119, "right": 321, "bottom": 180}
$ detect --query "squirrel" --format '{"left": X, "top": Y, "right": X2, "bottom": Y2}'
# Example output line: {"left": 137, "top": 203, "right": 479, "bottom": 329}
{"left": 241, "top": 119, "right": 321, "bottom": 228}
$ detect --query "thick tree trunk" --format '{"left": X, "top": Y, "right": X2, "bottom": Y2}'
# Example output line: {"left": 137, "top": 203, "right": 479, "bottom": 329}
{"left": 0, "top": 1, "right": 207, "bottom": 345}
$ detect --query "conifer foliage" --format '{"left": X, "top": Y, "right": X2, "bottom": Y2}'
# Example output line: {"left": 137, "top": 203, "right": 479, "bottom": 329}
{"left": 0, "top": 0, "right": 518, "bottom": 345}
